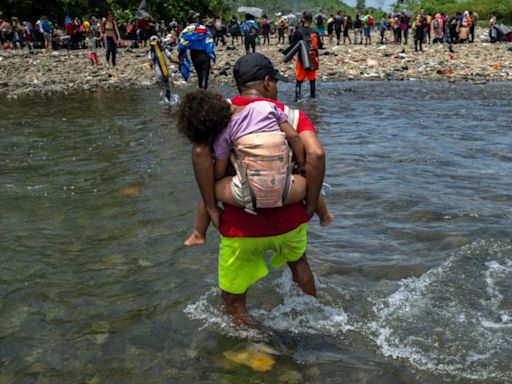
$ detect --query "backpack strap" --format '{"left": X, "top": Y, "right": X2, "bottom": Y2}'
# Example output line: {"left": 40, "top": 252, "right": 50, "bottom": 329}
{"left": 229, "top": 150, "right": 257, "bottom": 215}
{"left": 284, "top": 105, "right": 300, "bottom": 131}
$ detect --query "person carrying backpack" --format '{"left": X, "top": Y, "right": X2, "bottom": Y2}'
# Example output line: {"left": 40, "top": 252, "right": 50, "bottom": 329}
{"left": 284, "top": 12, "right": 320, "bottom": 101}
{"left": 241, "top": 13, "right": 258, "bottom": 54}
{"left": 314, "top": 10, "right": 325, "bottom": 43}
{"left": 362, "top": 10, "right": 374, "bottom": 46}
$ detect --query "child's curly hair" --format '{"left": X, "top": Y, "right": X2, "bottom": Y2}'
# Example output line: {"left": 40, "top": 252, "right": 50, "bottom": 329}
{"left": 175, "top": 89, "right": 232, "bottom": 146}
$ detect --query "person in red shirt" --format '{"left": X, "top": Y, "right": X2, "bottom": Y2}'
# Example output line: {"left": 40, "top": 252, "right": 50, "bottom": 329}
{"left": 188, "top": 53, "right": 326, "bottom": 325}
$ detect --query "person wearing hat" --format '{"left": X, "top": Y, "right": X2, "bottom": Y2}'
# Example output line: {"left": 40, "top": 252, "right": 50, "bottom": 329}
{"left": 187, "top": 52, "right": 326, "bottom": 325}
{"left": 286, "top": 12, "right": 321, "bottom": 101}
{"left": 177, "top": 11, "right": 216, "bottom": 89}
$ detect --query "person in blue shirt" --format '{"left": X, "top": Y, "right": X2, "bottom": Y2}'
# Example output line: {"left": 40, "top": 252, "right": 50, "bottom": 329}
{"left": 177, "top": 11, "right": 216, "bottom": 89}
{"left": 380, "top": 14, "right": 389, "bottom": 44}
{"left": 240, "top": 14, "right": 258, "bottom": 54}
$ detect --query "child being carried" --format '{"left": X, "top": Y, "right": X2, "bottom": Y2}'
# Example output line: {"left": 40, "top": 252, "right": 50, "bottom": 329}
{"left": 176, "top": 89, "right": 334, "bottom": 246}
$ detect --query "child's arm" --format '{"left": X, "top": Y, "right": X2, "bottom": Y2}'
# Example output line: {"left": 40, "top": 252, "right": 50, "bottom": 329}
{"left": 279, "top": 121, "right": 306, "bottom": 172}
{"left": 214, "top": 158, "right": 229, "bottom": 181}
{"left": 192, "top": 144, "right": 221, "bottom": 229}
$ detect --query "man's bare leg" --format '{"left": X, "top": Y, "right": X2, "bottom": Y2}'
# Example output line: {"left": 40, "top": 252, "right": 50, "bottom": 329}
{"left": 288, "top": 254, "right": 316, "bottom": 296}
{"left": 221, "top": 290, "right": 259, "bottom": 326}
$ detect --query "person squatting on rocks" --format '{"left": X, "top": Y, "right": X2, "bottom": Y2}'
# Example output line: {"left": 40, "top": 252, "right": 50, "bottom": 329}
{"left": 284, "top": 12, "right": 321, "bottom": 101}
{"left": 177, "top": 11, "right": 216, "bottom": 90}
{"left": 101, "top": 12, "right": 120, "bottom": 66}
{"left": 176, "top": 53, "right": 328, "bottom": 325}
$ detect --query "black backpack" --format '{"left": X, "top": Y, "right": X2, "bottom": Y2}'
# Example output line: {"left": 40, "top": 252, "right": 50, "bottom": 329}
{"left": 316, "top": 14, "right": 324, "bottom": 26}
{"left": 347, "top": 16, "right": 353, "bottom": 29}
{"left": 244, "top": 22, "right": 257, "bottom": 39}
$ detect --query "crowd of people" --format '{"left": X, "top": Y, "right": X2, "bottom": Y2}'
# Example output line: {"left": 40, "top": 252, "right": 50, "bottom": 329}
{"left": 1, "top": 8, "right": 507, "bottom": 52}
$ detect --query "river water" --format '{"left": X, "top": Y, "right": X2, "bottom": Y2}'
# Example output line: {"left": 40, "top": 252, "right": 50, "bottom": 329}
{"left": 1, "top": 82, "right": 511, "bottom": 384}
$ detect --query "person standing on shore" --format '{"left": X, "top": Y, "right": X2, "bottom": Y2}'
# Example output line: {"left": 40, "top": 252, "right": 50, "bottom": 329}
{"left": 432, "top": 13, "right": 445, "bottom": 44}
{"left": 489, "top": 13, "right": 497, "bottom": 43}
{"left": 334, "top": 11, "right": 343, "bottom": 45}
{"left": 313, "top": 10, "right": 325, "bottom": 44}
{"left": 400, "top": 12, "right": 410, "bottom": 45}
{"left": 86, "top": 28, "right": 100, "bottom": 67}
{"left": 287, "top": 10, "right": 296, "bottom": 44}
{"left": 469, "top": 11, "right": 478, "bottom": 43}
{"left": 353, "top": 14, "right": 363, "bottom": 45}
{"left": 413, "top": 9, "right": 427, "bottom": 52}
{"left": 343, "top": 12, "right": 352, "bottom": 45}
{"left": 362, "top": 11, "right": 374, "bottom": 47}
{"left": 36, "top": 16, "right": 53, "bottom": 51}
{"left": 380, "top": 14, "right": 388, "bottom": 45}
{"left": 260, "top": 15, "right": 271, "bottom": 46}
{"left": 101, "top": 12, "right": 120, "bottom": 67}
{"left": 276, "top": 14, "right": 286, "bottom": 45}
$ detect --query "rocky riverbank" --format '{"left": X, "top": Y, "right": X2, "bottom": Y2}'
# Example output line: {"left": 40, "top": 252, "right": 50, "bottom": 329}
{"left": 1, "top": 32, "right": 511, "bottom": 98}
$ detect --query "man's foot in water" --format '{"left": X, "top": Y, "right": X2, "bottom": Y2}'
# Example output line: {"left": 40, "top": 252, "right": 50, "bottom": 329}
{"left": 320, "top": 212, "right": 335, "bottom": 227}
{"left": 228, "top": 308, "right": 260, "bottom": 328}
{"left": 183, "top": 230, "right": 206, "bottom": 246}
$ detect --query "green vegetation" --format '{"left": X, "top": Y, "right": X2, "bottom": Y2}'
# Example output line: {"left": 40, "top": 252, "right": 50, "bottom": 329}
{"left": 1, "top": 0, "right": 509, "bottom": 24}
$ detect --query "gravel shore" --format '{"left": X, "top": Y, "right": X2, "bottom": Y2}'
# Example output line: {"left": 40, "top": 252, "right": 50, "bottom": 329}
{"left": 1, "top": 30, "right": 511, "bottom": 98}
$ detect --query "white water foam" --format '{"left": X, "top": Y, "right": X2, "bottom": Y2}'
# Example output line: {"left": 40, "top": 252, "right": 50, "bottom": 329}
{"left": 184, "top": 270, "right": 352, "bottom": 343}
{"left": 366, "top": 240, "right": 512, "bottom": 382}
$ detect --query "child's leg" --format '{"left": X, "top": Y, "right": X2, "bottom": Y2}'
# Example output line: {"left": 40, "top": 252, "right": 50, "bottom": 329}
{"left": 215, "top": 177, "right": 242, "bottom": 206}
{"left": 316, "top": 195, "right": 335, "bottom": 226}
{"left": 284, "top": 174, "right": 307, "bottom": 204}
{"left": 284, "top": 175, "right": 335, "bottom": 226}
{"left": 184, "top": 198, "right": 210, "bottom": 246}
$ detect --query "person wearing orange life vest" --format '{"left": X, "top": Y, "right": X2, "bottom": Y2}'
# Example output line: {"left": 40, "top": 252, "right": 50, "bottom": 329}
{"left": 286, "top": 12, "right": 320, "bottom": 101}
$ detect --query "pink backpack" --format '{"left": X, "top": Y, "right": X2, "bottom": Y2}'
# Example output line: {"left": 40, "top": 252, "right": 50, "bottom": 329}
{"left": 231, "top": 131, "right": 294, "bottom": 213}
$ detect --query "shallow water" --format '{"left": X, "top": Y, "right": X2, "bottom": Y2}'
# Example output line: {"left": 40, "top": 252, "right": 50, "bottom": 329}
{"left": 1, "top": 82, "right": 512, "bottom": 384}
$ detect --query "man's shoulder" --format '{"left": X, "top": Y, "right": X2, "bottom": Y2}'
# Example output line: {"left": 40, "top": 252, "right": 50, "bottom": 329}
{"left": 231, "top": 96, "right": 315, "bottom": 134}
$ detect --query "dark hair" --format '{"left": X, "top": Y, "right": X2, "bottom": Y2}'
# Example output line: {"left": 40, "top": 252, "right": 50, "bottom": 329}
{"left": 175, "top": 89, "right": 232, "bottom": 146}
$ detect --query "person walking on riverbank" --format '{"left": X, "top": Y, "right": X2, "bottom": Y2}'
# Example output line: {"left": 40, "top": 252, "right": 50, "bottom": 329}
{"left": 241, "top": 13, "right": 258, "bottom": 54}
{"left": 181, "top": 52, "right": 325, "bottom": 325}
{"left": 177, "top": 11, "right": 216, "bottom": 89}
{"left": 101, "top": 12, "right": 120, "bottom": 67}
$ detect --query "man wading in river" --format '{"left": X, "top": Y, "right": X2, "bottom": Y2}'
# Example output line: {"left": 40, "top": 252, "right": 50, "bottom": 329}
{"left": 189, "top": 53, "right": 326, "bottom": 325}
{"left": 286, "top": 12, "right": 321, "bottom": 101}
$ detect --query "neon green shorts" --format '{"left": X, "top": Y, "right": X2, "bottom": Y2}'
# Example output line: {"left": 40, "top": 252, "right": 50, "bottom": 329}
{"left": 218, "top": 224, "right": 308, "bottom": 294}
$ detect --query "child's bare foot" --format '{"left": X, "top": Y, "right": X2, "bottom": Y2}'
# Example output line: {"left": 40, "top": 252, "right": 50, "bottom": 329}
{"left": 183, "top": 230, "right": 206, "bottom": 246}
{"left": 320, "top": 212, "right": 335, "bottom": 227}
